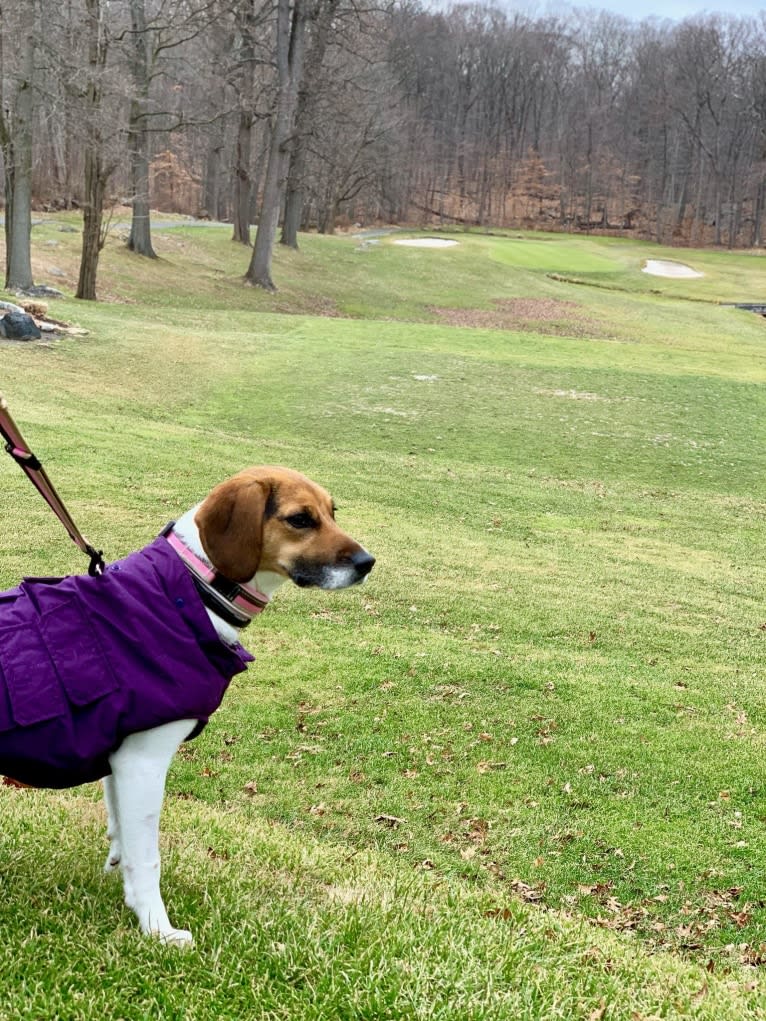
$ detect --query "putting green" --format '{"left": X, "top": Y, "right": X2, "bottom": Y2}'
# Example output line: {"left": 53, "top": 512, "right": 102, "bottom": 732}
{"left": 487, "top": 235, "right": 620, "bottom": 273}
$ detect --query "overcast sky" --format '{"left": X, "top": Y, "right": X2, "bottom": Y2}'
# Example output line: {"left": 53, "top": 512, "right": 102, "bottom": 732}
{"left": 499, "top": 0, "right": 765, "bottom": 20}
{"left": 571, "top": 0, "right": 764, "bottom": 19}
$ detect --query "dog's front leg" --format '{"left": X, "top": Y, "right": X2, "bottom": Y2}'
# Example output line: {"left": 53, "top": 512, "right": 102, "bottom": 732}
{"left": 102, "top": 774, "right": 122, "bottom": 872}
{"left": 107, "top": 718, "right": 197, "bottom": 947}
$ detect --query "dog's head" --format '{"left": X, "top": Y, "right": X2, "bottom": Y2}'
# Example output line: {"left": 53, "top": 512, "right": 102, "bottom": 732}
{"left": 195, "top": 466, "right": 375, "bottom": 589}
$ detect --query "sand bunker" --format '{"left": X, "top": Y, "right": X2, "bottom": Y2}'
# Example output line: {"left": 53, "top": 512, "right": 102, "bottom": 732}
{"left": 642, "top": 259, "right": 704, "bottom": 279}
{"left": 394, "top": 238, "right": 459, "bottom": 248}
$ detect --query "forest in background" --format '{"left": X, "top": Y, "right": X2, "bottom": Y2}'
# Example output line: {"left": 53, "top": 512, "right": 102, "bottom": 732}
{"left": 1, "top": 1, "right": 765, "bottom": 296}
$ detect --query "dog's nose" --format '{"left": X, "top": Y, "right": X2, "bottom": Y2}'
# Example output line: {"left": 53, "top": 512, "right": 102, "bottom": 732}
{"left": 350, "top": 549, "right": 376, "bottom": 577}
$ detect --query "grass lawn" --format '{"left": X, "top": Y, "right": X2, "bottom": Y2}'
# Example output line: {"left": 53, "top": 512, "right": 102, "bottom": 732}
{"left": 0, "top": 220, "right": 766, "bottom": 1017}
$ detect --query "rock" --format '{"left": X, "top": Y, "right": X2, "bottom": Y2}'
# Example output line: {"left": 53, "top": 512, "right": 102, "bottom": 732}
{"left": 0, "top": 300, "right": 25, "bottom": 315}
{"left": 0, "top": 310, "right": 42, "bottom": 340}
{"left": 15, "top": 284, "right": 64, "bottom": 298}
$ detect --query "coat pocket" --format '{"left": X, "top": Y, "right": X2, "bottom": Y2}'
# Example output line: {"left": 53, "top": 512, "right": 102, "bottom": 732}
{"left": 38, "top": 596, "right": 117, "bottom": 706}
{"left": 0, "top": 620, "right": 67, "bottom": 729}
{"left": 0, "top": 594, "right": 117, "bottom": 731}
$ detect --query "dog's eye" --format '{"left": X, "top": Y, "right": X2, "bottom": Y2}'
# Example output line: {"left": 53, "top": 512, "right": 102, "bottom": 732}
{"left": 284, "top": 512, "right": 316, "bottom": 530}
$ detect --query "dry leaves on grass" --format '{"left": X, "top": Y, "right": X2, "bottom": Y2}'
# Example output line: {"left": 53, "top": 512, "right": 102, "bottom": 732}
{"left": 429, "top": 298, "right": 606, "bottom": 338}
{"left": 375, "top": 814, "right": 407, "bottom": 828}
{"left": 580, "top": 881, "right": 759, "bottom": 946}
{"left": 510, "top": 878, "right": 546, "bottom": 902}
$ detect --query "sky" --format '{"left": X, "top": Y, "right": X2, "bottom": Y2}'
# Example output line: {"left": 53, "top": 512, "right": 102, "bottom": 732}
{"left": 545, "top": 0, "right": 764, "bottom": 20}
{"left": 430, "top": 0, "right": 765, "bottom": 21}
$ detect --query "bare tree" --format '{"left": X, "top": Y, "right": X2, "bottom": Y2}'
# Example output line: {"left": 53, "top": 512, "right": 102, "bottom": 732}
{"left": 0, "top": 0, "right": 36, "bottom": 291}
{"left": 231, "top": 0, "right": 274, "bottom": 245}
{"left": 76, "top": 0, "right": 115, "bottom": 299}
{"left": 280, "top": 0, "right": 340, "bottom": 248}
{"left": 125, "top": 0, "right": 157, "bottom": 257}
{"left": 2, "top": 0, "right": 766, "bottom": 262}
{"left": 245, "top": 0, "right": 308, "bottom": 290}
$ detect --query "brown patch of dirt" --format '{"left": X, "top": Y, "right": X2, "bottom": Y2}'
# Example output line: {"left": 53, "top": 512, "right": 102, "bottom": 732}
{"left": 272, "top": 293, "right": 346, "bottom": 317}
{"left": 429, "top": 298, "right": 605, "bottom": 337}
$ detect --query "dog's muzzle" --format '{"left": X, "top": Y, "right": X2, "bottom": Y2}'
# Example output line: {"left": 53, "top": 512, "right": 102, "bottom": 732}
{"left": 291, "top": 549, "right": 376, "bottom": 589}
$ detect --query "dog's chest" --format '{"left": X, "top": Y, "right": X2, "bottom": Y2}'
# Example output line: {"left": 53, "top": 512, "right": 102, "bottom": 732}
{"left": 0, "top": 537, "right": 253, "bottom": 788}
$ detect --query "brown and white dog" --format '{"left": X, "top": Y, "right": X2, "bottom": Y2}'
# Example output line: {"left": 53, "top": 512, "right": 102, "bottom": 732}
{"left": 6, "top": 466, "right": 374, "bottom": 947}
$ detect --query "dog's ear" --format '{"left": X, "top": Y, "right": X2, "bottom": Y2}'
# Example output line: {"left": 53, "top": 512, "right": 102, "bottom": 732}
{"left": 195, "top": 471, "right": 273, "bottom": 582}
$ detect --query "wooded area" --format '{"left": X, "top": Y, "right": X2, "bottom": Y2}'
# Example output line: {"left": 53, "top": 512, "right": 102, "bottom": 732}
{"left": 1, "top": 0, "right": 765, "bottom": 296}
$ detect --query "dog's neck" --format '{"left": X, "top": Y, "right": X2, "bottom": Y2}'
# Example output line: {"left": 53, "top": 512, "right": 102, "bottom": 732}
{"left": 173, "top": 505, "right": 286, "bottom": 646}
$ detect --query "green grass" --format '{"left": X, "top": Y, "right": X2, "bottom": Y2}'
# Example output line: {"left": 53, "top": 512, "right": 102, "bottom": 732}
{"left": 1, "top": 221, "right": 766, "bottom": 1017}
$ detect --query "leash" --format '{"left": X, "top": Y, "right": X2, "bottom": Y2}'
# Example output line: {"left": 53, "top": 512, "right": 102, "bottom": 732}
{"left": 0, "top": 393, "right": 105, "bottom": 576}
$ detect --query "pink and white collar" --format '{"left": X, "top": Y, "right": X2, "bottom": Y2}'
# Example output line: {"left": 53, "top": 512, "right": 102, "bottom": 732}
{"left": 164, "top": 526, "right": 269, "bottom": 628}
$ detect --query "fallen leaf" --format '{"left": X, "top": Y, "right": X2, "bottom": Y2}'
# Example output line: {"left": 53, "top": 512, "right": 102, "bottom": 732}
{"left": 510, "top": 878, "right": 545, "bottom": 902}
{"left": 374, "top": 814, "right": 406, "bottom": 828}
{"left": 484, "top": 906, "right": 512, "bottom": 920}
{"left": 206, "top": 846, "right": 229, "bottom": 861}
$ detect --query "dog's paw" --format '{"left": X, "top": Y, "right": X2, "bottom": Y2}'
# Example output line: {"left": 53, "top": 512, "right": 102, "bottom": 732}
{"left": 103, "top": 849, "right": 121, "bottom": 873}
{"left": 157, "top": 927, "right": 194, "bottom": 949}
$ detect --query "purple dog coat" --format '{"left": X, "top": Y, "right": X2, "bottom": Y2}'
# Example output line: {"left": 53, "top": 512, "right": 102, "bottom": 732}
{"left": 0, "top": 536, "right": 254, "bottom": 789}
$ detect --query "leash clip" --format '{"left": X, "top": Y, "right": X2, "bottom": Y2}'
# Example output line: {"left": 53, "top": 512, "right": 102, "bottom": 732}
{"left": 86, "top": 545, "right": 106, "bottom": 577}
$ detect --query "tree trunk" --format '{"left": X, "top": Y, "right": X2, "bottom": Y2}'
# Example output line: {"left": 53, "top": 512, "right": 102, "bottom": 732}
{"left": 77, "top": 149, "right": 105, "bottom": 300}
{"left": 280, "top": 0, "right": 338, "bottom": 249}
{"left": 203, "top": 142, "right": 223, "bottom": 219}
{"left": 281, "top": 172, "right": 304, "bottom": 247}
{"left": 127, "top": 102, "right": 156, "bottom": 257}
{"left": 318, "top": 192, "right": 337, "bottom": 234}
{"left": 232, "top": 2, "right": 256, "bottom": 245}
{"left": 0, "top": 0, "right": 35, "bottom": 292}
{"left": 752, "top": 178, "right": 765, "bottom": 247}
{"left": 245, "top": 0, "right": 307, "bottom": 290}
{"left": 232, "top": 108, "right": 253, "bottom": 245}
{"left": 76, "top": 0, "right": 109, "bottom": 301}
{"left": 246, "top": 118, "right": 287, "bottom": 290}
{"left": 126, "top": 0, "right": 156, "bottom": 258}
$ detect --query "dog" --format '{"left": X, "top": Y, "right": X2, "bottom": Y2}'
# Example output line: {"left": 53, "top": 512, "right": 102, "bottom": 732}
{"left": 0, "top": 466, "right": 374, "bottom": 946}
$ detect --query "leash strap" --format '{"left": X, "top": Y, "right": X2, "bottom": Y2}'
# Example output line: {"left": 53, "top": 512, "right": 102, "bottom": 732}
{"left": 0, "top": 393, "right": 105, "bottom": 576}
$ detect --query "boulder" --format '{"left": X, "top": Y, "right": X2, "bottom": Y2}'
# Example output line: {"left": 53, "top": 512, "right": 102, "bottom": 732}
{"left": 15, "top": 284, "right": 64, "bottom": 299}
{"left": 0, "top": 310, "right": 42, "bottom": 340}
{"left": 0, "top": 300, "right": 25, "bottom": 315}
